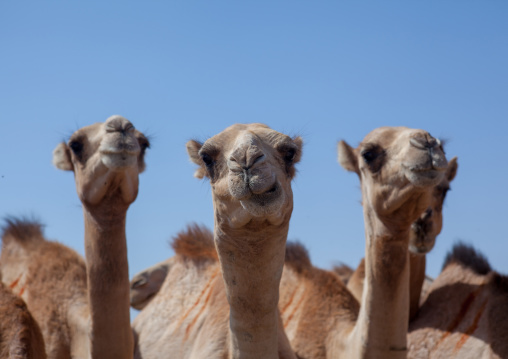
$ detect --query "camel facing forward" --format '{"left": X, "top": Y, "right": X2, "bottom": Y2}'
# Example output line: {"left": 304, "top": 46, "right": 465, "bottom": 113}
{"left": 133, "top": 123, "right": 300, "bottom": 359}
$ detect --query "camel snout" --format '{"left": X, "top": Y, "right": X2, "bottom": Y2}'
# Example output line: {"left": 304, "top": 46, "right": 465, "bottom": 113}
{"left": 410, "top": 132, "right": 439, "bottom": 150}
{"left": 105, "top": 115, "right": 135, "bottom": 134}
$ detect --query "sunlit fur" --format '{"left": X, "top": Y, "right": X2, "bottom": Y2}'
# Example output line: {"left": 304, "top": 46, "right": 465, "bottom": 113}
{"left": 0, "top": 218, "right": 88, "bottom": 359}
{"left": 52, "top": 115, "right": 149, "bottom": 359}
{"left": 134, "top": 124, "right": 301, "bottom": 359}
{"left": 407, "top": 244, "right": 508, "bottom": 358}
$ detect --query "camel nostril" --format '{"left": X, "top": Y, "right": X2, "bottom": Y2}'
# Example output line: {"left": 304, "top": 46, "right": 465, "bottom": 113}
{"left": 252, "top": 154, "right": 265, "bottom": 165}
{"left": 105, "top": 116, "right": 134, "bottom": 134}
{"left": 410, "top": 134, "right": 431, "bottom": 150}
{"left": 427, "top": 137, "right": 438, "bottom": 149}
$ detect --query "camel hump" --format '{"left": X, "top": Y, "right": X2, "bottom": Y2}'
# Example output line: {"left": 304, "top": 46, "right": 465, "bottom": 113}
{"left": 1, "top": 217, "right": 45, "bottom": 245}
{"left": 285, "top": 241, "right": 312, "bottom": 273}
{"left": 171, "top": 223, "right": 217, "bottom": 260}
{"left": 442, "top": 242, "right": 492, "bottom": 275}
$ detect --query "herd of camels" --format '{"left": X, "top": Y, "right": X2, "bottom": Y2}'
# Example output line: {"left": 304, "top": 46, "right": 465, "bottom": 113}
{"left": 0, "top": 115, "right": 506, "bottom": 359}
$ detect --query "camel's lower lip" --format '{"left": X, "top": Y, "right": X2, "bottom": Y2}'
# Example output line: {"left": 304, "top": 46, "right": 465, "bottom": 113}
{"left": 248, "top": 183, "right": 281, "bottom": 206}
{"left": 404, "top": 165, "right": 445, "bottom": 186}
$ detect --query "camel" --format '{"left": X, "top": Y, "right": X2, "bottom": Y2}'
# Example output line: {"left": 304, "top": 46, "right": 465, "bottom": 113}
{"left": 130, "top": 257, "right": 171, "bottom": 310}
{"left": 346, "top": 157, "right": 458, "bottom": 320}
{"left": 408, "top": 243, "right": 508, "bottom": 358}
{"left": 52, "top": 115, "right": 150, "bottom": 359}
{"left": 278, "top": 126, "right": 449, "bottom": 359}
{"left": 130, "top": 126, "right": 448, "bottom": 358}
{"left": 0, "top": 217, "right": 88, "bottom": 358}
{"left": 132, "top": 123, "right": 300, "bottom": 359}
{"left": 0, "top": 267, "right": 46, "bottom": 358}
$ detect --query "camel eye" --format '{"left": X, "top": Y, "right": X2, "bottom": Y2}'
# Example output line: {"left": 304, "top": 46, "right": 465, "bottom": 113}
{"left": 69, "top": 140, "right": 83, "bottom": 155}
{"left": 361, "top": 150, "right": 376, "bottom": 164}
{"left": 201, "top": 153, "right": 214, "bottom": 167}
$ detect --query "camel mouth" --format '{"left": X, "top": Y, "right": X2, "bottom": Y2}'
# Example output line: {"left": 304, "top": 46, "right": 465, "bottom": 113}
{"left": 409, "top": 240, "right": 435, "bottom": 255}
{"left": 250, "top": 183, "right": 281, "bottom": 206}
{"left": 130, "top": 292, "right": 155, "bottom": 311}
{"left": 239, "top": 182, "right": 285, "bottom": 217}
{"left": 101, "top": 151, "right": 139, "bottom": 169}
{"left": 404, "top": 166, "right": 445, "bottom": 187}
{"left": 409, "top": 223, "right": 436, "bottom": 254}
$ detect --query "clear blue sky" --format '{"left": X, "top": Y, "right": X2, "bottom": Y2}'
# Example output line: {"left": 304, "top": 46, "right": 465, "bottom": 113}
{"left": 1, "top": 1, "right": 507, "bottom": 297}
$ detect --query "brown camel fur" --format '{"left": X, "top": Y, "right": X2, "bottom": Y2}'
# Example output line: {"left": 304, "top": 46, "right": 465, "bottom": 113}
{"left": 408, "top": 243, "right": 508, "bottom": 358}
{"left": 130, "top": 257, "right": 171, "bottom": 310}
{"left": 280, "top": 126, "right": 448, "bottom": 359}
{"left": 346, "top": 157, "right": 458, "bottom": 320}
{"left": 0, "top": 218, "right": 87, "bottom": 359}
{"left": 0, "top": 277, "right": 46, "bottom": 359}
{"left": 53, "top": 115, "right": 149, "bottom": 359}
{"left": 132, "top": 126, "right": 448, "bottom": 359}
{"left": 337, "top": 126, "right": 447, "bottom": 358}
{"left": 133, "top": 123, "right": 300, "bottom": 359}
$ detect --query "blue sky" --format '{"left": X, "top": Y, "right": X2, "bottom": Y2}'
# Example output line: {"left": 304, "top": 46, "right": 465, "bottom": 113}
{"left": 1, "top": 1, "right": 507, "bottom": 303}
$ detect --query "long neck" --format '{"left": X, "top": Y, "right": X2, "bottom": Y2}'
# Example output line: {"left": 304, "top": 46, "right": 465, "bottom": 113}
{"left": 83, "top": 208, "right": 133, "bottom": 359}
{"left": 349, "top": 206, "right": 410, "bottom": 359}
{"left": 347, "top": 254, "right": 426, "bottom": 322}
{"left": 214, "top": 218, "right": 290, "bottom": 359}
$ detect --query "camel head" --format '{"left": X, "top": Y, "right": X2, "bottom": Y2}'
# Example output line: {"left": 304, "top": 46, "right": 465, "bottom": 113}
{"left": 52, "top": 115, "right": 150, "bottom": 208}
{"left": 409, "top": 156, "right": 458, "bottom": 254}
{"left": 187, "top": 123, "right": 302, "bottom": 228}
{"left": 130, "top": 258, "right": 172, "bottom": 310}
{"left": 338, "top": 127, "right": 448, "bottom": 229}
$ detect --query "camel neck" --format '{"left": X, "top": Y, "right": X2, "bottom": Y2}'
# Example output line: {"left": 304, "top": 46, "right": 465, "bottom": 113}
{"left": 351, "top": 206, "right": 410, "bottom": 359}
{"left": 83, "top": 208, "right": 133, "bottom": 359}
{"left": 409, "top": 253, "right": 426, "bottom": 321}
{"left": 214, "top": 219, "right": 290, "bottom": 359}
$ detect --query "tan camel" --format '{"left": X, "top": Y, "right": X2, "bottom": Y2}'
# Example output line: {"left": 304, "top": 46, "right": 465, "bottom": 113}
{"left": 0, "top": 218, "right": 88, "bottom": 358}
{"left": 408, "top": 243, "right": 508, "bottom": 358}
{"left": 279, "top": 126, "right": 448, "bottom": 358}
{"left": 0, "top": 268, "right": 46, "bottom": 358}
{"left": 346, "top": 157, "right": 458, "bottom": 319}
{"left": 132, "top": 126, "right": 447, "bottom": 359}
{"left": 132, "top": 123, "right": 300, "bottom": 359}
{"left": 130, "top": 257, "right": 171, "bottom": 310}
{"left": 52, "top": 115, "right": 149, "bottom": 359}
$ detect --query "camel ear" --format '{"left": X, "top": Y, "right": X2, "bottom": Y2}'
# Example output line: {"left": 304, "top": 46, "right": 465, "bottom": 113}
{"left": 52, "top": 143, "right": 73, "bottom": 171}
{"left": 338, "top": 140, "right": 358, "bottom": 174}
{"left": 292, "top": 136, "right": 303, "bottom": 164}
{"left": 186, "top": 140, "right": 206, "bottom": 179}
{"left": 446, "top": 156, "right": 458, "bottom": 182}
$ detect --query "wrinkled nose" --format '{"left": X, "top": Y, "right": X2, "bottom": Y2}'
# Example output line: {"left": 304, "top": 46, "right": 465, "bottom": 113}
{"left": 410, "top": 132, "right": 439, "bottom": 150}
{"left": 105, "top": 115, "right": 135, "bottom": 134}
{"left": 228, "top": 144, "right": 266, "bottom": 173}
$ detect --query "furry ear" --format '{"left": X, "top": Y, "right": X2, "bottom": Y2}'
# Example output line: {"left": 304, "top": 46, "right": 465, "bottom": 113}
{"left": 292, "top": 136, "right": 303, "bottom": 164}
{"left": 337, "top": 140, "right": 358, "bottom": 173}
{"left": 186, "top": 140, "right": 206, "bottom": 179}
{"left": 52, "top": 143, "right": 73, "bottom": 171}
{"left": 446, "top": 156, "right": 458, "bottom": 182}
